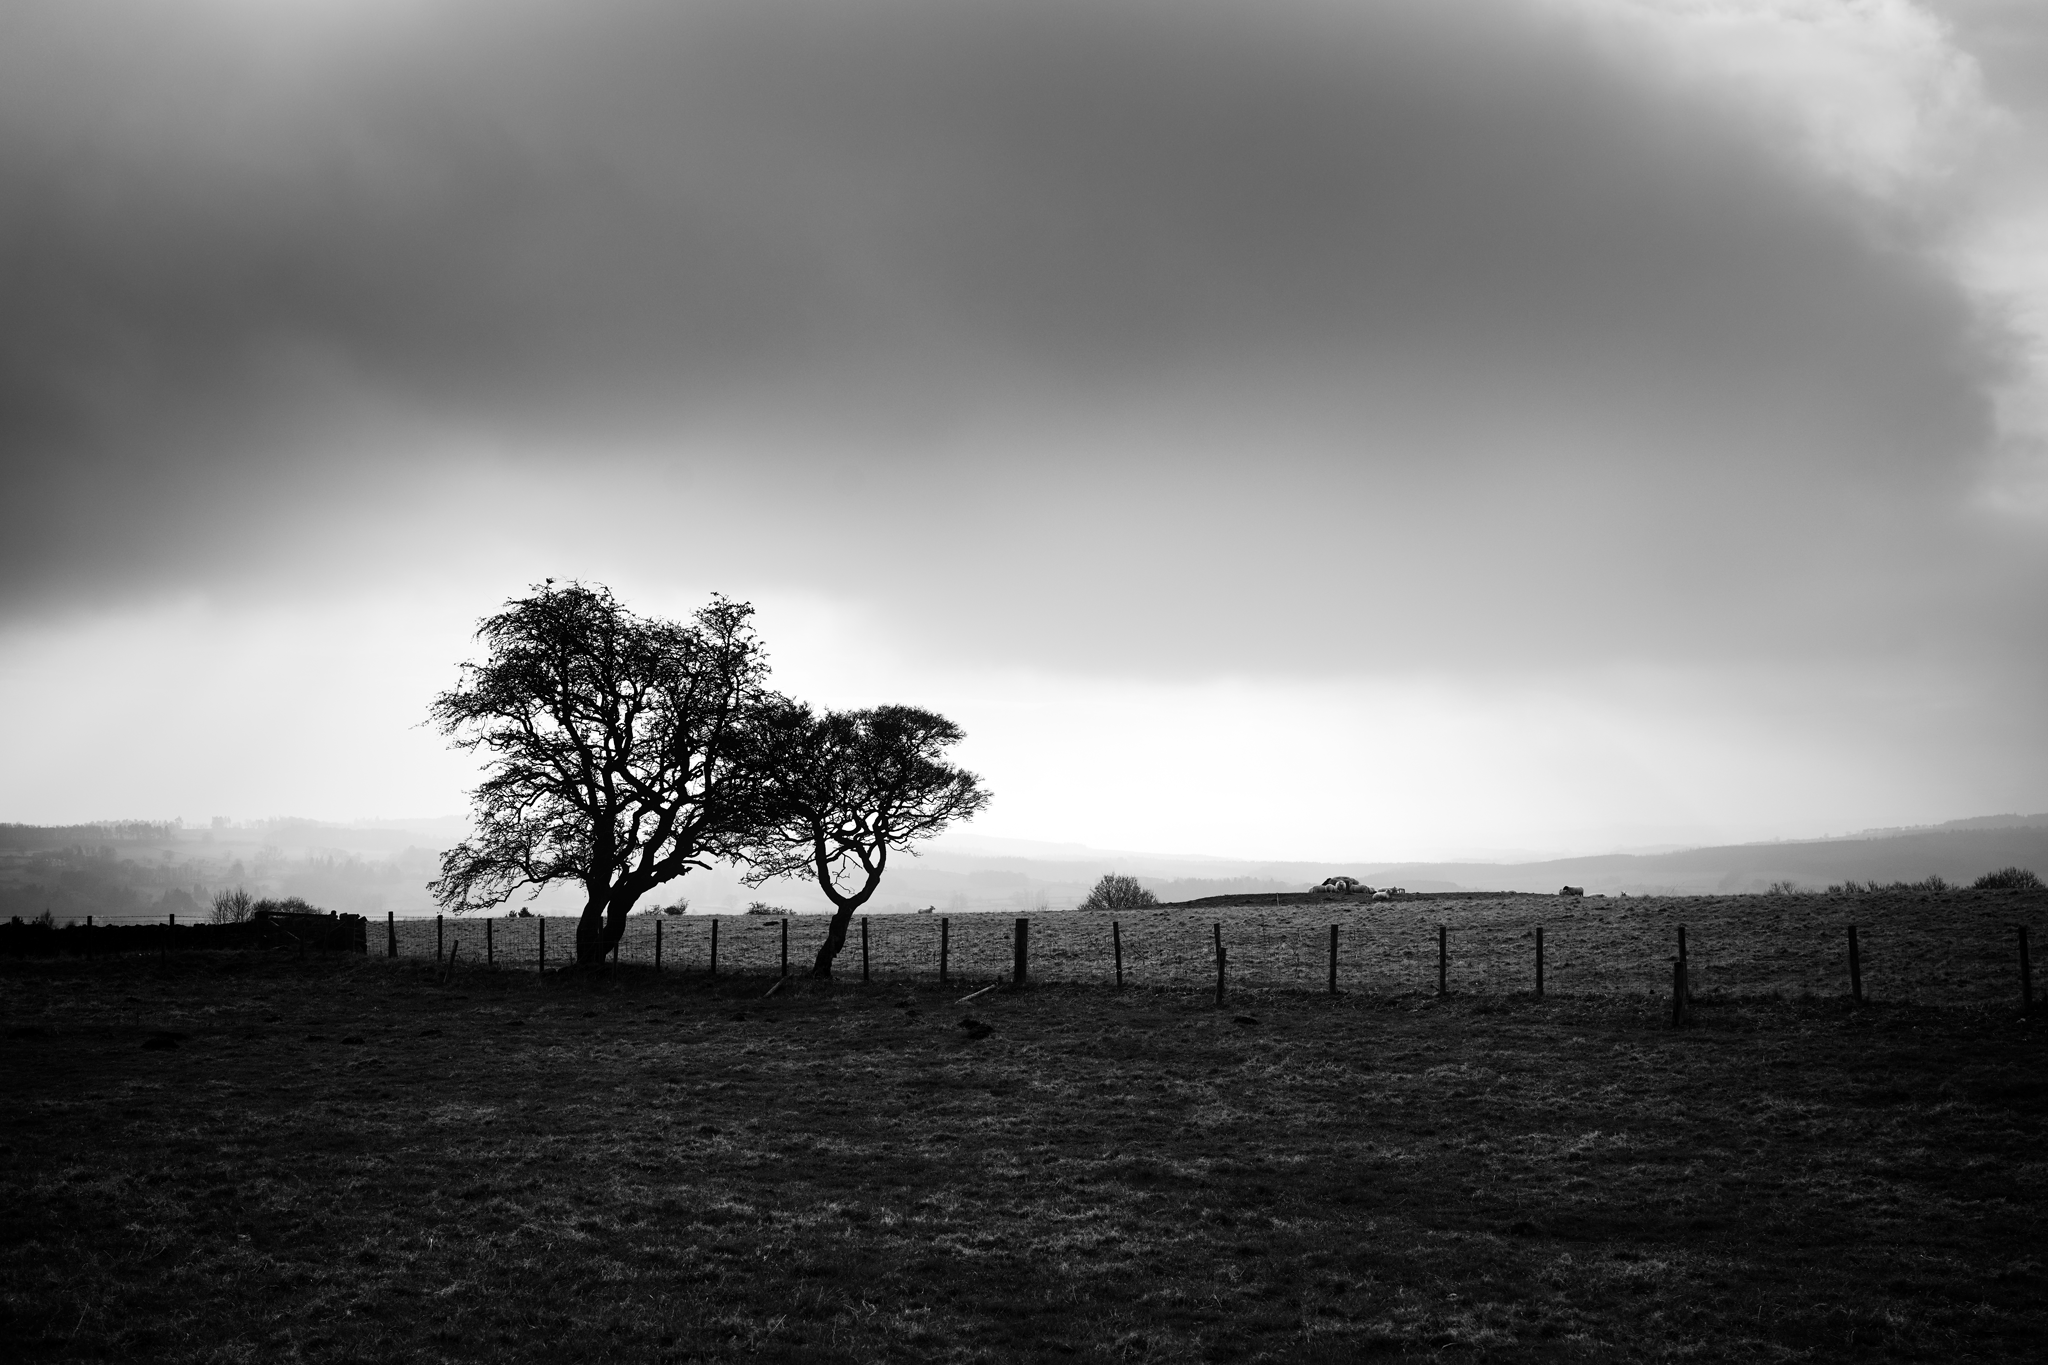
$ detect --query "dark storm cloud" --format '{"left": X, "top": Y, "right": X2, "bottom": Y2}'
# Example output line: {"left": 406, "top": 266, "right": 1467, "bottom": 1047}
{"left": 0, "top": 0, "right": 2033, "bottom": 669}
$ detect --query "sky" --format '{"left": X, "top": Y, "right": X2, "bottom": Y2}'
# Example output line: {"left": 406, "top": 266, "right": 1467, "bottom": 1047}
{"left": 2, "top": 0, "right": 2046, "bottom": 862}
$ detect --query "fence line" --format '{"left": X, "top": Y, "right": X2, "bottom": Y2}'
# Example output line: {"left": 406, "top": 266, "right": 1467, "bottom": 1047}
{"left": 9, "top": 898, "right": 2038, "bottom": 1010}
{"left": 374, "top": 900, "right": 2045, "bottom": 1009}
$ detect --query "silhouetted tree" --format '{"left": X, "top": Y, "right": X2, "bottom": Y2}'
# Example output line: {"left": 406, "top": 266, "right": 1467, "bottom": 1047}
{"left": 746, "top": 704, "right": 990, "bottom": 978}
{"left": 1078, "top": 873, "right": 1155, "bottom": 911}
{"left": 429, "top": 583, "right": 777, "bottom": 967}
{"left": 210, "top": 888, "right": 253, "bottom": 924}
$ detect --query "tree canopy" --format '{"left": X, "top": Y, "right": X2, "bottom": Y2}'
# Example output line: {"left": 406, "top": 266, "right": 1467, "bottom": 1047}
{"left": 428, "top": 583, "right": 777, "bottom": 966}
{"left": 745, "top": 704, "right": 990, "bottom": 977}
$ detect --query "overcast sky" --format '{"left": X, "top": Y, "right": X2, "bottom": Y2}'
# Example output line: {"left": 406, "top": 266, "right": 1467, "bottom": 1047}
{"left": 3, "top": 0, "right": 2045, "bottom": 860}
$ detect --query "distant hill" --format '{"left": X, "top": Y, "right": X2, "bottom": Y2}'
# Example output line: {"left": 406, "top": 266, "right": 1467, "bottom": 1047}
{"left": 1344, "top": 821, "right": 2048, "bottom": 896}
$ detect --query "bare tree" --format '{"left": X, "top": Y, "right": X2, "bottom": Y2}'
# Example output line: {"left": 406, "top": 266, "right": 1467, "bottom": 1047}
{"left": 429, "top": 583, "right": 777, "bottom": 967}
{"left": 210, "top": 888, "right": 253, "bottom": 924}
{"left": 747, "top": 704, "right": 990, "bottom": 977}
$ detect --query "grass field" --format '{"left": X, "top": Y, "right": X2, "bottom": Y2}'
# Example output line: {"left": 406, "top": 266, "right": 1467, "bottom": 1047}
{"left": 3, "top": 935, "right": 2044, "bottom": 1362}
{"left": 399, "top": 889, "right": 2047, "bottom": 1008}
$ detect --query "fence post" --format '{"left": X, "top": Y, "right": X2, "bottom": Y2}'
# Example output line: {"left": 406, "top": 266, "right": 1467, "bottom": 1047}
{"left": 1535, "top": 925, "right": 1544, "bottom": 999}
{"left": 1678, "top": 925, "right": 1690, "bottom": 1008}
{"left": 538, "top": 916, "right": 545, "bottom": 974}
{"left": 1013, "top": 918, "right": 1029, "bottom": 987}
{"left": 436, "top": 914, "right": 444, "bottom": 964}
{"left": 2015, "top": 929, "right": 2031, "bottom": 1015}
{"left": 1328, "top": 924, "right": 1338, "bottom": 996}
{"left": 1671, "top": 956, "right": 1686, "bottom": 1027}
{"left": 1214, "top": 922, "right": 1226, "bottom": 1006}
{"left": 1112, "top": 920, "right": 1123, "bottom": 989}
{"left": 1848, "top": 924, "right": 1863, "bottom": 1004}
{"left": 939, "top": 916, "right": 949, "bottom": 985}
{"left": 484, "top": 918, "right": 493, "bottom": 965}
{"left": 861, "top": 916, "right": 870, "bottom": 983}
{"left": 384, "top": 911, "right": 394, "bottom": 958}
{"left": 1437, "top": 925, "right": 1447, "bottom": 996}
{"left": 709, "top": 918, "right": 718, "bottom": 976}
{"left": 655, "top": 918, "right": 662, "bottom": 974}
{"left": 781, "top": 917, "right": 789, "bottom": 978}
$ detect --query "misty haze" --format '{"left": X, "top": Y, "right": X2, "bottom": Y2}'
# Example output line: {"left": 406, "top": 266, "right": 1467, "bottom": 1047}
{"left": 4, "top": 2, "right": 2045, "bottom": 1362}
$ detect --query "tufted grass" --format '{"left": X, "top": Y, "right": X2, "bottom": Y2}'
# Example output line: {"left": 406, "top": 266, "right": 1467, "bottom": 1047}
{"left": 2, "top": 951, "right": 2044, "bottom": 1362}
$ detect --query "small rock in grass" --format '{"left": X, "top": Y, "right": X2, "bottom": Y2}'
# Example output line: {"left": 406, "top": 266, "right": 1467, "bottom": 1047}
{"left": 1232, "top": 1014, "right": 1260, "bottom": 1026}
{"left": 959, "top": 1016, "right": 992, "bottom": 1040}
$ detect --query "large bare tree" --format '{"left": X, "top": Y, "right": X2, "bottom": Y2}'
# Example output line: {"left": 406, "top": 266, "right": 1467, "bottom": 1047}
{"left": 429, "top": 583, "right": 775, "bottom": 967}
{"left": 747, "top": 704, "right": 991, "bottom": 977}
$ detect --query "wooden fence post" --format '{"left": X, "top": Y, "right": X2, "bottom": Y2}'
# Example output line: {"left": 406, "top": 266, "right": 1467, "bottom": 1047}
{"left": 939, "top": 916, "right": 949, "bottom": 985}
{"left": 485, "top": 918, "right": 494, "bottom": 965}
{"left": 1013, "top": 918, "right": 1029, "bottom": 987}
{"left": 781, "top": 917, "right": 789, "bottom": 977}
{"left": 1678, "top": 925, "right": 1690, "bottom": 1008}
{"left": 709, "top": 919, "right": 718, "bottom": 976}
{"left": 386, "top": 911, "right": 397, "bottom": 958}
{"left": 1112, "top": 920, "right": 1123, "bottom": 989}
{"left": 1535, "top": 925, "right": 1544, "bottom": 999}
{"left": 655, "top": 918, "right": 663, "bottom": 974}
{"left": 538, "top": 916, "right": 545, "bottom": 974}
{"left": 436, "top": 914, "right": 444, "bottom": 964}
{"left": 1437, "top": 925, "right": 1447, "bottom": 996}
{"left": 1671, "top": 956, "right": 1686, "bottom": 1027}
{"left": 1328, "top": 924, "right": 1339, "bottom": 995}
{"left": 2015, "top": 925, "right": 2031, "bottom": 1019}
{"left": 1848, "top": 924, "right": 1863, "bottom": 1004}
{"left": 1214, "top": 922, "right": 1226, "bottom": 1005}
{"left": 861, "top": 916, "right": 870, "bottom": 983}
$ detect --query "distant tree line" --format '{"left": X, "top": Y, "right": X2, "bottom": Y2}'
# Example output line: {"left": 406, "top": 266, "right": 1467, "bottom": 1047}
{"left": 429, "top": 583, "right": 990, "bottom": 974}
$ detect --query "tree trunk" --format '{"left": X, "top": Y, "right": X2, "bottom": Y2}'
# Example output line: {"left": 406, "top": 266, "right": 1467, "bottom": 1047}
{"left": 574, "top": 899, "right": 608, "bottom": 967}
{"left": 810, "top": 903, "right": 855, "bottom": 978}
{"left": 809, "top": 860, "right": 884, "bottom": 978}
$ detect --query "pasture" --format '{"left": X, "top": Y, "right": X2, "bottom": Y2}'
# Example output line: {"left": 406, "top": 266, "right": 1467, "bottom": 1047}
{"left": 399, "top": 889, "right": 2046, "bottom": 1008}
{"left": 3, "top": 894, "right": 2044, "bottom": 1363}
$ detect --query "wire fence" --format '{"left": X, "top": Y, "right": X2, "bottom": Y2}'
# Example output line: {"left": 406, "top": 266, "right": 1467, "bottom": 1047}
{"left": 390, "top": 893, "right": 2045, "bottom": 1008}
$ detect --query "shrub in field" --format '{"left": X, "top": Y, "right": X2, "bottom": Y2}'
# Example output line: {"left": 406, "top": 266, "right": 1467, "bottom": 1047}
{"left": 745, "top": 901, "right": 791, "bottom": 916}
{"left": 1765, "top": 881, "right": 1802, "bottom": 896}
{"left": 1078, "top": 874, "right": 1157, "bottom": 912}
{"left": 654, "top": 898, "right": 690, "bottom": 915}
{"left": 252, "top": 896, "right": 321, "bottom": 916}
{"left": 211, "top": 888, "right": 254, "bottom": 924}
{"left": 1972, "top": 866, "right": 2043, "bottom": 891}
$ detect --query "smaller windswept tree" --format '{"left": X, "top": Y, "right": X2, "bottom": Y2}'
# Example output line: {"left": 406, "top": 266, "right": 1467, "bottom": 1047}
{"left": 1078, "top": 874, "right": 1156, "bottom": 912}
{"left": 746, "top": 704, "right": 990, "bottom": 977}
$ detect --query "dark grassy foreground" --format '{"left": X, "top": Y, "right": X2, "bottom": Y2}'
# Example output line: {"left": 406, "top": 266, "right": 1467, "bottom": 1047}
{"left": 2, "top": 955, "right": 2043, "bottom": 1363}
